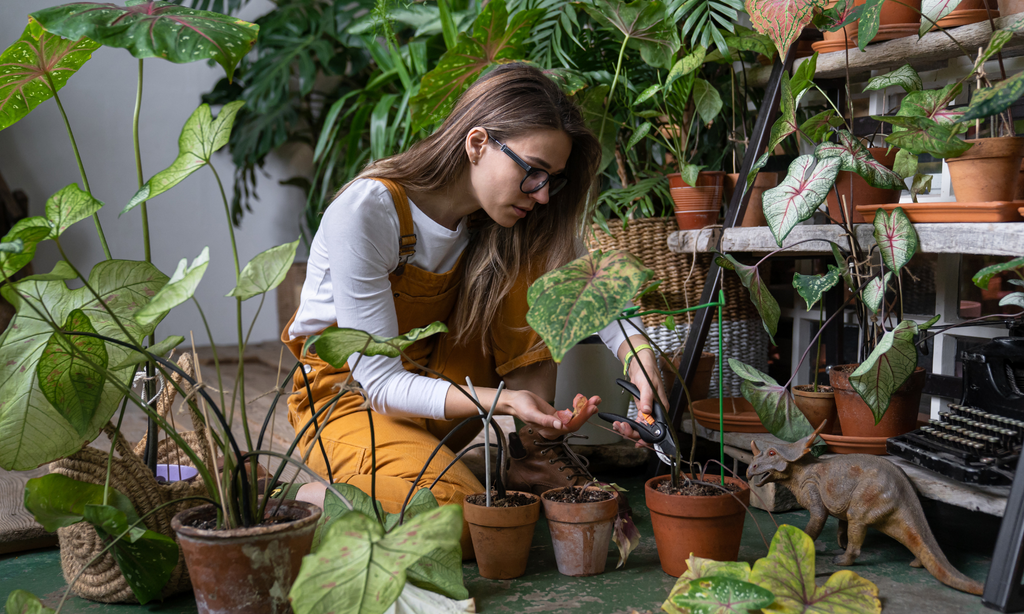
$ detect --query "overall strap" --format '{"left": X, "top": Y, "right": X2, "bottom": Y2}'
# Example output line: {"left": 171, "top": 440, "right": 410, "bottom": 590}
{"left": 370, "top": 177, "right": 417, "bottom": 275}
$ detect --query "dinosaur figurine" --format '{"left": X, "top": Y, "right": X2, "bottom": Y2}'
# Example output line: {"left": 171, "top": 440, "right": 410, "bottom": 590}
{"left": 746, "top": 421, "right": 983, "bottom": 595}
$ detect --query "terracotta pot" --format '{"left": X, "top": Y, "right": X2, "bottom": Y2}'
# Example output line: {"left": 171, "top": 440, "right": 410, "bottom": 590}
{"left": 463, "top": 491, "right": 539, "bottom": 579}
{"left": 541, "top": 487, "right": 619, "bottom": 576}
{"left": 670, "top": 171, "right": 725, "bottom": 230}
{"left": 829, "top": 364, "right": 926, "bottom": 438}
{"left": 946, "top": 137, "right": 1024, "bottom": 203}
{"left": 935, "top": 0, "right": 998, "bottom": 28}
{"left": 1016, "top": 158, "right": 1024, "bottom": 200}
{"left": 661, "top": 352, "right": 716, "bottom": 400}
{"left": 826, "top": 148, "right": 902, "bottom": 224}
{"left": 171, "top": 500, "right": 321, "bottom": 614}
{"left": 724, "top": 173, "right": 778, "bottom": 227}
{"left": 822, "top": 0, "right": 921, "bottom": 46}
{"left": 998, "top": 0, "right": 1024, "bottom": 17}
{"left": 645, "top": 474, "right": 750, "bottom": 577}
{"left": 792, "top": 385, "right": 839, "bottom": 434}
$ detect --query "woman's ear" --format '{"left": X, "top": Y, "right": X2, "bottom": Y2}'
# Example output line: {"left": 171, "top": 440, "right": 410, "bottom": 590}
{"left": 465, "top": 127, "right": 489, "bottom": 165}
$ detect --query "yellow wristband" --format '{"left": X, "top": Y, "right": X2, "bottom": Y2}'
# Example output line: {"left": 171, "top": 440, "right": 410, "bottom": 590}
{"left": 623, "top": 344, "right": 653, "bottom": 377}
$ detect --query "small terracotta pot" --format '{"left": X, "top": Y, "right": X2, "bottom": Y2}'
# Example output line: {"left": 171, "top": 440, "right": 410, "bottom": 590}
{"left": 829, "top": 364, "right": 926, "bottom": 438}
{"left": 792, "top": 385, "right": 839, "bottom": 434}
{"left": 661, "top": 352, "right": 716, "bottom": 400}
{"left": 645, "top": 474, "right": 750, "bottom": 577}
{"left": 171, "top": 500, "right": 321, "bottom": 614}
{"left": 541, "top": 487, "right": 619, "bottom": 576}
{"left": 724, "top": 172, "right": 779, "bottom": 227}
{"left": 670, "top": 171, "right": 725, "bottom": 230}
{"left": 463, "top": 491, "right": 540, "bottom": 580}
{"left": 826, "top": 148, "right": 902, "bottom": 224}
{"left": 946, "top": 137, "right": 1024, "bottom": 203}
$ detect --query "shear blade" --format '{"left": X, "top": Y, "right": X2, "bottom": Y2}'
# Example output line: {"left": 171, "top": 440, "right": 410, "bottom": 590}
{"left": 654, "top": 443, "right": 673, "bottom": 466}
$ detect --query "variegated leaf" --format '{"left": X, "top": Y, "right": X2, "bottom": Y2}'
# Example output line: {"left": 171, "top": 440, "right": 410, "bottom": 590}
{"left": 893, "top": 149, "right": 918, "bottom": 178}
{"left": 920, "top": 0, "right": 965, "bottom": 35}
{"left": 718, "top": 255, "right": 779, "bottom": 343}
{"left": 959, "top": 70, "right": 1024, "bottom": 124}
{"left": 800, "top": 109, "right": 844, "bottom": 142}
{"left": 873, "top": 207, "right": 918, "bottom": 273}
{"left": 864, "top": 65, "right": 922, "bottom": 93}
{"left": 729, "top": 359, "right": 814, "bottom": 442}
{"left": 911, "top": 173, "right": 932, "bottom": 199}
{"left": 815, "top": 130, "right": 906, "bottom": 190}
{"left": 745, "top": 0, "right": 824, "bottom": 59}
{"left": 850, "top": 320, "right": 920, "bottom": 422}
{"left": 857, "top": 0, "right": 887, "bottom": 50}
{"left": 878, "top": 116, "right": 972, "bottom": 158}
{"left": 748, "top": 72, "right": 797, "bottom": 188}
{"left": 44, "top": 184, "right": 103, "bottom": 238}
{"left": 762, "top": 155, "right": 842, "bottom": 246}
{"left": 862, "top": 272, "right": 892, "bottom": 313}
{"left": 897, "top": 82, "right": 964, "bottom": 125}
{"left": 665, "top": 576, "right": 775, "bottom": 614}
{"left": 793, "top": 265, "right": 843, "bottom": 310}
{"left": 312, "top": 322, "right": 449, "bottom": 370}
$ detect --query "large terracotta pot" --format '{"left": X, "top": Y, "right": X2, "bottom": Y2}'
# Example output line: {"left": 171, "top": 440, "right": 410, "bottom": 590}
{"left": 724, "top": 172, "right": 779, "bottom": 227}
{"left": 792, "top": 384, "right": 839, "bottom": 434}
{"left": 541, "top": 487, "right": 618, "bottom": 576}
{"left": 826, "top": 147, "right": 903, "bottom": 224}
{"left": 935, "top": 0, "right": 998, "bottom": 28}
{"left": 946, "top": 137, "right": 1024, "bottom": 203}
{"left": 829, "top": 364, "right": 926, "bottom": 438}
{"left": 645, "top": 474, "right": 750, "bottom": 577}
{"left": 463, "top": 491, "right": 539, "bottom": 579}
{"left": 171, "top": 500, "right": 321, "bottom": 614}
{"left": 669, "top": 171, "right": 725, "bottom": 230}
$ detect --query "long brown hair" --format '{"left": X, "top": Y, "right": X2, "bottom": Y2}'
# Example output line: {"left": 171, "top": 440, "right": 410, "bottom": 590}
{"left": 353, "top": 62, "right": 601, "bottom": 351}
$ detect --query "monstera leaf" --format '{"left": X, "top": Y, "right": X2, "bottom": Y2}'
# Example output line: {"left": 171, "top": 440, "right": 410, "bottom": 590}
{"left": 526, "top": 250, "right": 653, "bottom": 362}
{"left": 762, "top": 155, "right": 842, "bottom": 246}
{"left": 748, "top": 72, "right": 797, "bottom": 188}
{"left": 716, "top": 255, "right": 779, "bottom": 343}
{"left": 309, "top": 322, "right": 449, "bottom": 370}
{"left": 745, "top": 0, "right": 823, "bottom": 59}
{"left": 582, "top": 0, "right": 680, "bottom": 69}
{"left": 878, "top": 116, "right": 972, "bottom": 159}
{"left": 0, "top": 18, "right": 99, "bottom": 131}
{"left": 873, "top": 207, "right": 918, "bottom": 273}
{"left": 864, "top": 64, "right": 922, "bottom": 93}
{"left": 815, "top": 131, "right": 906, "bottom": 190}
{"left": 0, "top": 260, "right": 167, "bottom": 470}
{"left": 750, "top": 525, "right": 881, "bottom": 613}
{"left": 793, "top": 265, "right": 843, "bottom": 310}
{"left": 663, "top": 576, "right": 775, "bottom": 614}
{"left": 134, "top": 247, "right": 209, "bottom": 326}
{"left": 729, "top": 359, "right": 814, "bottom": 442}
{"left": 861, "top": 272, "right": 892, "bottom": 313}
{"left": 919, "top": 0, "right": 965, "bottom": 35}
{"left": 227, "top": 238, "right": 300, "bottom": 301}
{"left": 973, "top": 256, "right": 1024, "bottom": 288}
{"left": 958, "top": 70, "right": 1024, "bottom": 124}
{"left": 410, "top": 0, "right": 543, "bottom": 131}
{"left": 31, "top": 0, "right": 258, "bottom": 81}
{"left": 850, "top": 320, "right": 920, "bottom": 422}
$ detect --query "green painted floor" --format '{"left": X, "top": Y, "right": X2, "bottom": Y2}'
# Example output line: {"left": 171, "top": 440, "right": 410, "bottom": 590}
{"left": 0, "top": 474, "right": 1001, "bottom": 613}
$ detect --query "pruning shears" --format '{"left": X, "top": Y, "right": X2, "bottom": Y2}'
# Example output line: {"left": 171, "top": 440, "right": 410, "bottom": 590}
{"left": 598, "top": 378, "right": 677, "bottom": 466}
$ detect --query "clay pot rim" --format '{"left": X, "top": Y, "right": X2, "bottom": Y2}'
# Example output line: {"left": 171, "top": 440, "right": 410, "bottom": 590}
{"left": 792, "top": 384, "right": 835, "bottom": 396}
{"left": 645, "top": 474, "right": 750, "bottom": 501}
{"left": 946, "top": 136, "right": 1024, "bottom": 161}
{"left": 172, "top": 500, "right": 322, "bottom": 540}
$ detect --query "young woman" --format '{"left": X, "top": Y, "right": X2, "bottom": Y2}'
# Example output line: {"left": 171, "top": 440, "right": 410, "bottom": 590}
{"left": 280, "top": 63, "right": 665, "bottom": 556}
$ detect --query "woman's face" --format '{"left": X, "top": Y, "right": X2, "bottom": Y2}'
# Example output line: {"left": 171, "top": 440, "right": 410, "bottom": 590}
{"left": 467, "top": 128, "right": 573, "bottom": 228}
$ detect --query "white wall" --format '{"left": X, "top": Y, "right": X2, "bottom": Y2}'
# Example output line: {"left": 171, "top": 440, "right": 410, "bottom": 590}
{"left": 0, "top": 0, "right": 309, "bottom": 346}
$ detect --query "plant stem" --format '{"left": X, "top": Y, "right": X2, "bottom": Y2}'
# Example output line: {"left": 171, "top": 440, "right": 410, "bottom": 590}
{"left": 104, "top": 394, "right": 131, "bottom": 504}
{"left": 133, "top": 59, "right": 150, "bottom": 264}
{"left": 597, "top": 35, "right": 630, "bottom": 148}
{"left": 784, "top": 294, "right": 858, "bottom": 390}
{"left": 813, "top": 302, "right": 824, "bottom": 392}
{"left": 192, "top": 297, "right": 227, "bottom": 418}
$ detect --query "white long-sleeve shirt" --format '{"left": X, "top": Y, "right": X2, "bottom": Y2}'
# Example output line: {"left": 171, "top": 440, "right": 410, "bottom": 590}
{"left": 289, "top": 178, "right": 634, "bottom": 419}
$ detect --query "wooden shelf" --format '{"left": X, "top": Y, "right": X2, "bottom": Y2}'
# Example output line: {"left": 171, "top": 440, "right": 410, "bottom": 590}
{"left": 744, "top": 15, "right": 1024, "bottom": 88}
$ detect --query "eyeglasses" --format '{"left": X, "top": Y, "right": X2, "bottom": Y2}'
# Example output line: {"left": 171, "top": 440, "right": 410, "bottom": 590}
{"left": 488, "top": 135, "right": 568, "bottom": 196}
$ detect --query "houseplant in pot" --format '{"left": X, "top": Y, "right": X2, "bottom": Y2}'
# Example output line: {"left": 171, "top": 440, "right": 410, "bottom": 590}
{"left": 541, "top": 484, "right": 619, "bottom": 577}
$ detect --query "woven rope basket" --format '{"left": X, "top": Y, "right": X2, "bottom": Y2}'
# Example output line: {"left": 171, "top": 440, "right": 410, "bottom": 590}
{"left": 50, "top": 354, "right": 211, "bottom": 603}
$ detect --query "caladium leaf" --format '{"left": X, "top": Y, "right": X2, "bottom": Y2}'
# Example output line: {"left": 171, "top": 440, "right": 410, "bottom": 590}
{"left": 0, "top": 217, "right": 52, "bottom": 280}
{"left": 799, "top": 110, "right": 843, "bottom": 142}
{"left": 1001, "top": 293, "right": 1024, "bottom": 309}
{"left": 762, "top": 155, "right": 842, "bottom": 246}
{"left": 721, "top": 25, "right": 777, "bottom": 59}
{"left": 30, "top": 1, "right": 259, "bottom": 81}
{"left": 582, "top": 0, "right": 680, "bottom": 70}
{"left": 410, "top": 0, "right": 544, "bottom": 131}
{"left": 5, "top": 591, "right": 54, "bottom": 614}
{"left": 45, "top": 184, "right": 103, "bottom": 239}
{"left": 910, "top": 173, "right": 932, "bottom": 200}
{"left": 873, "top": 207, "right": 918, "bottom": 273}
{"left": 692, "top": 78, "right": 723, "bottom": 125}
{"left": 862, "top": 272, "right": 892, "bottom": 313}
{"left": 227, "top": 238, "right": 299, "bottom": 301}
{"left": 745, "top": 0, "right": 823, "bottom": 59}
{"left": 812, "top": 0, "right": 861, "bottom": 32}
{"left": 920, "top": 0, "right": 965, "bottom": 35}
{"left": 311, "top": 322, "right": 449, "bottom": 370}
{"left": 717, "top": 255, "right": 779, "bottom": 343}
{"left": 124, "top": 101, "right": 244, "bottom": 214}
{"left": 973, "top": 256, "right": 1024, "bottom": 288}
{"left": 664, "top": 576, "right": 775, "bottom": 614}
{"left": 729, "top": 359, "right": 814, "bottom": 442}
{"left": 857, "top": 0, "right": 887, "bottom": 50}
{"left": 24, "top": 473, "right": 138, "bottom": 532}
{"left": 793, "top": 265, "right": 843, "bottom": 310}
{"left": 893, "top": 149, "right": 918, "bottom": 178}
{"left": 877, "top": 116, "right": 972, "bottom": 158}
{"left": 815, "top": 131, "right": 906, "bottom": 190}
{"left": 1008, "top": 13, "right": 1024, "bottom": 32}
{"left": 134, "top": 247, "right": 209, "bottom": 325}
{"left": 0, "top": 260, "right": 167, "bottom": 470}
{"left": 958, "top": 70, "right": 1024, "bottom": 124}
{"left": 896, "top": 82, "right": 964, "bottom": 125}
{"left": 37, "top": 309, "right": 108, "bottom": 436}
{"left": 850, "top": 320, "right": 920, "bottom": 422}
{"left": 0, "top": 18, "right": 99, "bottom": 131}
{"left": 750, "top": 525, "right": 881, "bottom": 614}
{"left": 680, "top": 555, "right": 751, "bottom": 581}
{"left": 748, "top": 72, "right": 797, "bottom": 188}
{"left": 612, "top": 511, "right": 640, "bottom": 569}
{"left": 864, "top": 64, "right": 922, "bottom": 93}
{"left": 526, "top": 250, "right": 653, "bottom": 362}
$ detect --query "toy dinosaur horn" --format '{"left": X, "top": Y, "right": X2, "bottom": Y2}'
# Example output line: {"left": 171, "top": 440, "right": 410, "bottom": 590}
{"left": 750, "top": 440, "right": 760, "bottom": 456}
{"left": 800, "top": 420, "right": 830, "bottom": 452}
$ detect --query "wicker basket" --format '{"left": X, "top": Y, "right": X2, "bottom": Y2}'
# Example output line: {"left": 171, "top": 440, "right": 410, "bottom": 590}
{"left": 50, "top": 354, "right": 211, "bottom": 603}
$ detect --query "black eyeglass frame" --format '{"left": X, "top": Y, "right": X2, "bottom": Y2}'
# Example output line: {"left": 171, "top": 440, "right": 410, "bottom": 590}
{"left": 487, "top": 134, "right": 568, "bottom": 196}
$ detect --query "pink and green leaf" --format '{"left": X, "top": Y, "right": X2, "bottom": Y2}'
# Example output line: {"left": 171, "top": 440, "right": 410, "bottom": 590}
{"left": 815, "top": 130, "right": 906, "bottom": 190}
{"left": 877, "top": 116, "right": 972, "bottom": 159}
{"left": 896, "top": 82, "right": 964, "bottom": 125}
{"left": 812, "top": 0, "right": 861, "bottom": 32}
{"left": 717, "top": 254, "right": 779, "bottom": 343}
{"left": 746, "top": 0, "right": 825, "bottom": 59}
{"left": 729, "top": 359, "right": 814, "bottom": 442}
{"left": 873, "top": 206, "right": 918, "bottom": 273}
{"left": 762, "top": 154, "right": 842, "bottom": 246}
{"left": 45, "top": 184, "right": 103, "bottom": 238}
{"left": 850, "top": 320, "right": 920, "bottom": 422}
{"left": 861, "top": 272, "right": 892, "bottom": 313}
{"left": 36, "top": 309, "right": 108, "bottom": 436}
{"left": 920, "top": 0, "right": 965, "bottom": 35}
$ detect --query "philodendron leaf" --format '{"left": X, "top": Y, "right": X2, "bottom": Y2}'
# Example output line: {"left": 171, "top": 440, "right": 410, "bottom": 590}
{"left": 314, "top": 322, "right": 449, "bottom": 369}
{"left": 0, "top": 260, "right": 167, "bottom": 470}
{"left": 582, "top": 0, "right": 680, "bottom": 69}
{"left": 24, "top": 473, "right": 138, "bottom": 532}
{"left": 799, "top": 110, "right": 843, "bottom": 142}
{"left": 227, "top": 238, "right": 299, "bottom": 301}
{"left": 5, "top": 590, "right": 54, "bottom": 614}
{"left": 680, "top": 555, "right": 751, "bottom": 581}
{"left": 973, "top": 257, "right": 1024, "bottom": 288}
{"left": 762, "top": 155, "right": 842, "bottom": 246}
{"left": 134, "top": 247, "right": 209, "bottom": 325}
{"left": 815, "top": 131, "right": 906, "bottom": 190}
{"left": 692, "top": 78, "right": 723, "bottom": 125}
{"left": 873, "top": 207, "right": 918, "bottom": 273}
{"left": 31, "top": 1, "right": 258, "bottom": 81}
{"left": 0, "top": 217, "right": 51, "bottom": 280}
{"left": 81, "top": 504, "right": 178, "bottom": 605}
{"left": 45, "top": 184, "right": 103, "bottom": 238}
{"left": 37, "top": 309, "right": 108, "bottom": 436}
{"left": 124, "top": 101, "right": 244, "bottom": 214}
{"left": 850, "top": 320, "right": 920, "bottom": 423}
{"left": 745, "top": 0, "right": 821, "bottom": 59}
{"left": 717, "top": 255, "right": 779, "bottom": 343}
{"left": 410, "top": 0, "right": 544, "bottom": 131}
{"left": 958, "top": 70, "right": 1024, "bottom": 124}
{"left": 793, "top": 265, "right": 843, "bottom": 310}
{"left": 920, "top": 0, "right": 965, "bottom": 35}
{"left": 878, "top": 116, "right": 972, "bottom": 159}
{"left": 864, "top": 64, "right": 922, "bottom": 93}
{"left": 862, "top": 272, "right": 892, "bottom": 313}
{"left": 526, "top": 250, "right": 653, "bottom": 362}
{"left": 109, "top": 335, "right": 185, "bottom": 370}
{"left": 729, "top": 358, "right": 814, "bottom": 442}
{"left": 748, "top": 72, "right": 797, "bottom": 188}
{"left": 290, "top": 506, "right": 463, "bottom": 614}
{"left": 750, "top": 525, "right": 881, "bottom": 614}
{"left": 0, "top": 18, "right": 99, "bottom": 131}
{"left": 664, "top": 576, "right": 775, "bottom": 614}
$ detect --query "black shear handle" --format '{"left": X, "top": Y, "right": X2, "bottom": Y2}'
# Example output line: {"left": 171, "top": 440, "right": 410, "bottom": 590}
{"left": 597, "top": 412, "right": 663, "bottom": 445}
{"left": 615, "top": 378, "right": 668, "bottom": 424}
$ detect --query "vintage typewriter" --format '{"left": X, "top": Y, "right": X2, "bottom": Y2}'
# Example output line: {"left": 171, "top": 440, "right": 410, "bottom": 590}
{"left": 887, "top": 322, "right": 1024, "bottom": 486}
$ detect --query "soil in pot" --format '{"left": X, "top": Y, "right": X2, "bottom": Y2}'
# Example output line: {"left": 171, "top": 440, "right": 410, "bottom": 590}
{"left": 645, "top": 474, "right": 750, "bottom": 577}
{"left": 829, "top": 364, "right": 926, "bottom": 437}
{"left": 463, "top": 491, "right": 539, "bottom": 580}
{"left": 826, "top": 148, "right": 902, "bottom": 224}
{"left": 947, "top": 137, "right": 1024, "bottom": 203}
{"left": 792, "top": 384, "right": 839, "bottom": 434}
{"left": 541, "top": 486, "right": 618, "bottom": 577}
{"left": 171, "top": 500, "right": 321, "bottom": 614}
{"left": 724, "top": 173, "right": 778, "bottom": 227}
